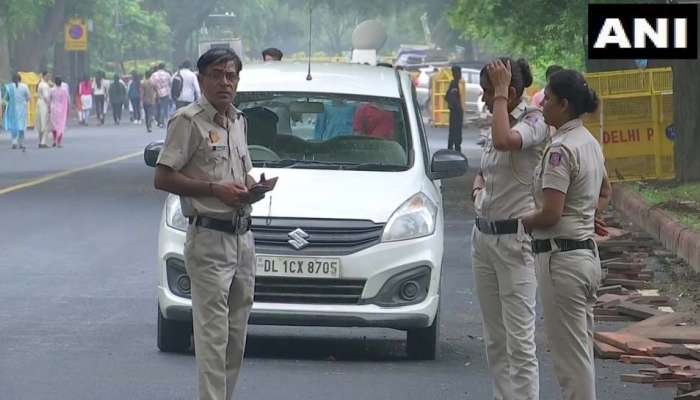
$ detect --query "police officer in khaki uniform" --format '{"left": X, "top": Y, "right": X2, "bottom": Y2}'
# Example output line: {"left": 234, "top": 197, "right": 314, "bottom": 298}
{"left": 471, "top": 58, "right": 548, "bottom": 400}
{"left": 154, "top": 48, "right": 263, "bottom": 400}
{"left": 522, "top": 69, "right": 612, "bottom": 400}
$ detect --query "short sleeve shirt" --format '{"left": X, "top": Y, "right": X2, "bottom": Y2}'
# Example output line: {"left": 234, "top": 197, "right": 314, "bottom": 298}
{"left": 532, "top": 119, "right": 607, "bottom": 240}
{"left": 475, "top": 100, "right": 549, "bottom": 220}
{"left": 156, "top": 95, "right": 252, "bottom": 220}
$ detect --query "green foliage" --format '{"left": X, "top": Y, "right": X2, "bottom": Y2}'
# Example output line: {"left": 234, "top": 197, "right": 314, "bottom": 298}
{"left": 1, "top": 0, "right": 55, "bottom": 39}
{"left": 89, "top": 0, "right": 171, "bottom": 72}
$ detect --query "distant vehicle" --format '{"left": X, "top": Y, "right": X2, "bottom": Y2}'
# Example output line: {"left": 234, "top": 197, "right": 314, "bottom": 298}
{"left": 144, "top": 62, "right": 469, "bottom": 360}
{"left": 413, "top": 67, "right": 485, "bottom": 115}
{"left": 394, "top": 47, "right": 449, "bottom": 70}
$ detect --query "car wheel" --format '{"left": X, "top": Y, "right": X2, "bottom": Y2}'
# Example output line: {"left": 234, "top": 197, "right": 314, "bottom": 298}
{"left": 406, "top": 309, "right": 439, "bottom": 360}
{"left": 157, "top": 306, "right": 192, "bottom": 353}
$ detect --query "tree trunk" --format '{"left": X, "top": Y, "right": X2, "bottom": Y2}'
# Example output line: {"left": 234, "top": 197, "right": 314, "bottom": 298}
{"left": 167, "top": 0, "right": 218, "bottom": 66}
{"left": 11, "top": 0, "right": 66, "bottom": 72}
{"left": 0, "top": 16, "right": 11, "bottom": 82}
{"left": 672, "top": 61, "right": 700, "bottom": 183}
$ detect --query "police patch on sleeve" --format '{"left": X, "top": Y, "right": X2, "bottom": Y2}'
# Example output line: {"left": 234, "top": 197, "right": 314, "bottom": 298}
{"left": 548, "top": 151, "right": 562, "bottom": 167}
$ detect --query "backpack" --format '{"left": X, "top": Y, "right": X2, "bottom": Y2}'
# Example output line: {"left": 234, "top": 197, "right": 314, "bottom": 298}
{"left": 171, "top": 71, "right": 183, "bottom": 100}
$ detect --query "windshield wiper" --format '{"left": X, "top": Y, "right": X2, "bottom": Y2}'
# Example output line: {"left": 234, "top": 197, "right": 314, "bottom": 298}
{"left": 254, "top": 159, "right": 355, "bottom": 169}
{"left": 342, "top": 163, "right": 408, "bottom": 171}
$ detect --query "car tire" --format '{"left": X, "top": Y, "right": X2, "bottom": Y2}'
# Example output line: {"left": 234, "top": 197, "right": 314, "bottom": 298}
{"left": 157, "top": 306, "right": 192, "bottom": 353}
{"left": 406, "top": 309, "right": 439, "bottom": 360}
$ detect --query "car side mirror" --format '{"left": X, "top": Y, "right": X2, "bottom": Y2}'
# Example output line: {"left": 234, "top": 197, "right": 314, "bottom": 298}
{"left": 144, "top": 140, "right": 164, "bottom": 167}
{"left": 430, "top": 149, "right": 468, "bottom": 180}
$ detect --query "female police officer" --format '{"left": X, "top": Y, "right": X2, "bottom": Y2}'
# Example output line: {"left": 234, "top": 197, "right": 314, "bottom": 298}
{"left": 522, "top": 69, "right": 611, "bottom": 400}
{"left": 471, "top": 58, "right": 548, "bottom": 400}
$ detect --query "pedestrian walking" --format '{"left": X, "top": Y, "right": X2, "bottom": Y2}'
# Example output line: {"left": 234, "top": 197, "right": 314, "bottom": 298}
{"left": 36, "top": 70, "right": 52, "bottom": 148}
{"left": 150, "top": 63, "right": 172, "bottom": 128}
{"left": 522, "top": 69, "right": 611, "bottom": 400}
{"left": 445, "top": 65, "right": 463, "bottom": 152}
{"left": 154, "top": 47, "right": 265, "bottom": 400}
{"left": 49, "top": 76, "right": 69, "bottom": 148}
{"left": 141, "top": 70, "right": 158, "bottom": 133}
{"left": 93, "top": 72, "right": 107, "bottom": 125}
{"left": 3, "top": 73, "right": 31, "bottom": 150}
{"left": 128, "top": 71, "right": 142, "bottom": 124}
{"left": 471, "top": 58, "right": 548, "bottom": 400}
{"left": 78, "top": 76, "right": 93, "bottom": 125}
{"left": 172, "top": 60, "right": 201, "bottom": 109}
{"left": 109, "top": 74, "right": 127, "bottom": 125}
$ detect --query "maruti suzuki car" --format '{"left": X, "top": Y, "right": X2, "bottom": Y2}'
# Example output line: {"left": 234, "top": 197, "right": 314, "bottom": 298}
{"left": 144, "top": 62, "right": 467, "bottom": 360}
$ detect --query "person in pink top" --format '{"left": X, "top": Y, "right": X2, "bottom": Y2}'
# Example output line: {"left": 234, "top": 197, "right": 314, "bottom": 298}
{"left": 49, "top": 77, "right": 70, "bottom": 147}
{"left": 352, "top": 102, "right": 395, "bottom": 139}
{"left": 530, "top": 65, "right": 563, "bottom": 109}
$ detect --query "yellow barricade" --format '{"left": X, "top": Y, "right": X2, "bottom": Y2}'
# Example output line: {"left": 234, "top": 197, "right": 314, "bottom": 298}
{"left": 18, "top": 71, "right": 41, "bottom": 129}
{"left": 430, "top": 68, "right": 465, "bottom": 127}
{"left": 583, "top": 67, "right": 674, "bottom": 182}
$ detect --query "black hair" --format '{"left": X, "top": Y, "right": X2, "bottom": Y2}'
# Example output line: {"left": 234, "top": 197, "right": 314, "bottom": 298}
{"left": 262, "top": 47, "right": 283, "bottom": 61}
{"left": 547, "top": 69, "right": 599, "bottom": 117}
{"left": 157, "top": 63, "right": 166, "bottom": 70}
{"left": 113, "top": 73, "right": 120, "bottom": 82}
{"left": 41, "top": 70, "right": 49, "bottom": 77}
{"left": 180, "top": 60, "right": 192, "bottom": 69}
{"left": 197, "top": 47, "right": 243, "bottom": 75}
{"left": 12, "top": 73, "right": 20, "bottom": 86}
{"left": 95, "top": 72, "right": 103, "bottom": 88}
{"left": 145, "top": 70, "right": 152, "bottom": 79}
{"left": 480, "top": 57, "right": 534, "bottom": 97}
{"left": 451, "top": 65, "right": 462, "bottom": 80}
{"left": 545, "top": 65, "right": 564, "bottom": 80}
{"left": 54, "top": 76, "right": 63, "bottom": 86}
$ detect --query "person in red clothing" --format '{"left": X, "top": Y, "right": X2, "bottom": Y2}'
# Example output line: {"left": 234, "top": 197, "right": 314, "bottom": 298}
{"left": 352, "top": 102, "right": 395, "bottom": 139}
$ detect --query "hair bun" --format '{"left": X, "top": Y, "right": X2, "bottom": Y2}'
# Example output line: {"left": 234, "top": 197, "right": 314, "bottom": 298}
{"left": 585, "top": 87, "right": 599, "bottom": 113}
{"left": 516, "top": 58, "right": 533, "bottom": 88}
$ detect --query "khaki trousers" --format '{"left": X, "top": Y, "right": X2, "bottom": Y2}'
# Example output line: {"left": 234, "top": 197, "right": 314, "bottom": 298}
{"left": 185, "top": 224, "right": 256, "bottom": 400}
{"left": 536, "top": 246, "right": 601, "bottom": 400}
{"left": 472, "top": 227, "right": 539, "bottom": 400}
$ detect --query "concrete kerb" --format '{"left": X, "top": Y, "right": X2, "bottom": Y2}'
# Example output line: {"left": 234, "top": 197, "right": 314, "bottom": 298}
{"left": 612, "top": 184, "right": 700, "bottom": 273}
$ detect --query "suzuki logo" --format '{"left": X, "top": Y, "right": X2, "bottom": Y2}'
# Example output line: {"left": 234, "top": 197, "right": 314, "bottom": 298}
{"left": 287, "top": 228, "right": 310, "bottom": 250}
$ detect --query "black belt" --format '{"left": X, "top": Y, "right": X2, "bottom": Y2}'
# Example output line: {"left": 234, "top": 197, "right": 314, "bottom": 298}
{"left": 532, "top": 238, "right": 595, "bottom": 254}
{"left": 475, "top": 217, "right": 519, "bottom": 235}
{"left": 188, "top": 215, "right": 251, "bottom": 235}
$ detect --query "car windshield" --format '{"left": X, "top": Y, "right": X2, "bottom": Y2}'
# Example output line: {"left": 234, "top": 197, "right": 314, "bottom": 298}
{"left": 235, "top": 92, "right": 412, "bottom": 171}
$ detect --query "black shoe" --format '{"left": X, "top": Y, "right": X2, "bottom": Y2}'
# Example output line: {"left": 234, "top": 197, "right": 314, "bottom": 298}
{"left": 11, "top": 144, "right": 17, "bottom": 149}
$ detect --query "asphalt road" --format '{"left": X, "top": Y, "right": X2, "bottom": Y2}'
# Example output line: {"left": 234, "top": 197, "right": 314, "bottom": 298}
{"left": 0, "top": 121, "right": 670, "bottom": 399}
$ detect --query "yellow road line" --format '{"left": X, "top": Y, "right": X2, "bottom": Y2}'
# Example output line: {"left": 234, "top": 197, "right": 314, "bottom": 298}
{"left": 0, "top": 150, "right": 143, "bottom": 195}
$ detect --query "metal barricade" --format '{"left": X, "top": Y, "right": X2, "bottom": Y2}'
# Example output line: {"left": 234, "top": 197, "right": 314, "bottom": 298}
{"left": 583, "top": 67, "right": 674, "bottom": 182}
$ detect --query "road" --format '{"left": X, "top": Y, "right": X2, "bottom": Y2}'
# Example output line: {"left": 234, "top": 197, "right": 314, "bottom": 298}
{"left": 0, "top": 121, "right": 669, "bottom": 399}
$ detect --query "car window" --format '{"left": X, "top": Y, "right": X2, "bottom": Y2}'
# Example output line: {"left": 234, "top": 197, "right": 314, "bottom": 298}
{"left": 236, "top": 93, "right": 411, "bottom": 171}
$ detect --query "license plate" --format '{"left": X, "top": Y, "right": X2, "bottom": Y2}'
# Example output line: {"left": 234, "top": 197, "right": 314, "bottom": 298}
{"left": 255, "top": 255, "right": 341, "bottom": 279}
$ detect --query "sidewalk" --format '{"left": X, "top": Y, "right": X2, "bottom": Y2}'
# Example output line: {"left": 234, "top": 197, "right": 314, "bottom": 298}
{"left": 612, "top": 184, "right": 700, "bottom": 273}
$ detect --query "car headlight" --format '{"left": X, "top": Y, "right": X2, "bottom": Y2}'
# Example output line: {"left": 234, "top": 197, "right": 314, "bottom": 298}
{"left": 165, "top": 195, "right": 188, "bottom": 232}
{"left": 382, "top": 192, "right": 438, "bottom": 242}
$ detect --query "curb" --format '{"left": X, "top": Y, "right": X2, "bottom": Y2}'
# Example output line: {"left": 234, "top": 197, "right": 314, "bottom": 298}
{"left": 612, "top": 184, "right": 700, "bottom": 273}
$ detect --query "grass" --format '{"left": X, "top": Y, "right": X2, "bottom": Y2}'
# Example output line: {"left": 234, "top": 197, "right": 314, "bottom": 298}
{"left": 635, "top": 182, "right": 700, "bottom": 232}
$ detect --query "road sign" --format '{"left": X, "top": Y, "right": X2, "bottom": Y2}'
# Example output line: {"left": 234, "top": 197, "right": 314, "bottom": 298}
{"left": 65, "top": 18, "right": 88, "bottom": 51}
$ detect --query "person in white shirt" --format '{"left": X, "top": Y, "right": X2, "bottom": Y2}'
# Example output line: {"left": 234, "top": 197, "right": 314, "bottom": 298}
{"left": 174, "top": 60, "right": 201, "bottom": 109}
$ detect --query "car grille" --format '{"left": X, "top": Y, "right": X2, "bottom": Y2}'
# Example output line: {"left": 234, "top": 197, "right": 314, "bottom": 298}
{"left": 254, "top": 277, "right": 366, "bottom": 304}
{"left": 251, "top": 217, "right": 385, "bottom": 256}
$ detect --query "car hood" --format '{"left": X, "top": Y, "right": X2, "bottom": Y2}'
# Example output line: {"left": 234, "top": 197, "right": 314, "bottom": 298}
{"left": 250, "top": 168, "right": 425, "bottom": 223}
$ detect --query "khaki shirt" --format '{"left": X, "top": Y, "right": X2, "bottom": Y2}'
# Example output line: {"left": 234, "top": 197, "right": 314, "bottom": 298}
{"left": 475, "top": 100, "right": 549, "bottom": 220}
{"left": 532, "top": 119, "right": 607, "bottom": 241}
{"left": 157, "top": 95, "right": 253, "bottom": 220}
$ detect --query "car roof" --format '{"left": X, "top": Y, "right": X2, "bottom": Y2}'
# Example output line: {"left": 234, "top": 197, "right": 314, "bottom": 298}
{"left": 238, "top": 62, "right": 402, "bottom": 99}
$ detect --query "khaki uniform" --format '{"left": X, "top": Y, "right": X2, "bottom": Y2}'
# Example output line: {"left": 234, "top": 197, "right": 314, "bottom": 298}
{"left": 157, "top": 95, "right": 255, "bottom": 400}
{"left": 36, "top": 80, "right": 51, "bottom": 146}
{"left": 472, "top": 100, "right": 548, "bottom": 400}
{"left": 532, "top": 118, "right": 606, "bottom": 400}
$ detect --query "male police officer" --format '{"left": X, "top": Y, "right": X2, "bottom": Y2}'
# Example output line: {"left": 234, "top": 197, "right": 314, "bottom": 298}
{"left": 154, "top": 48, "right": 260, "bottom": 400}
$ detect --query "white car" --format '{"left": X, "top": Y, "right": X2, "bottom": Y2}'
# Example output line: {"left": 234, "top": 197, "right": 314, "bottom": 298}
{"left": 144, "top": 62, "right": 468, "bottom": 360}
